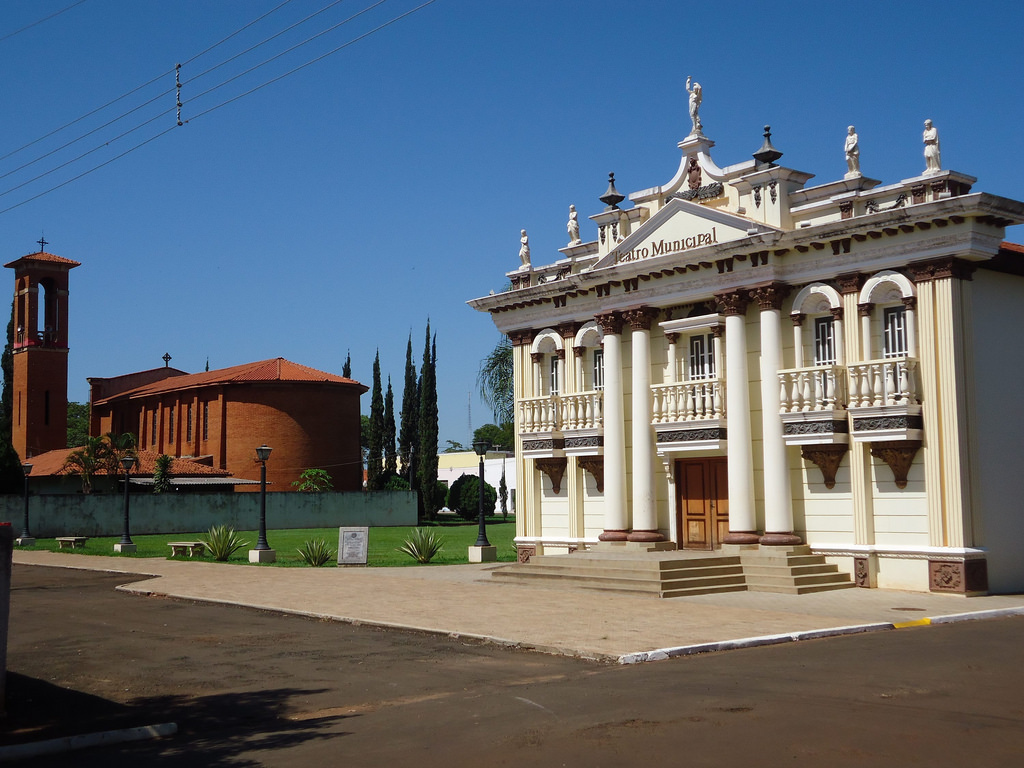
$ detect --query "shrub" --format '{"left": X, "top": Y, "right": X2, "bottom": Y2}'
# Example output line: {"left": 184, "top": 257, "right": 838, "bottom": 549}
{"left": 397, "top": 528, "right": 445, "bottom": 564}
{"left": 384, "top": 473, "right": 410, "bottom": 491}
{"left": 292, "top": 468, "right": 333, "bottom": 492}
{"left": 297, "top": 538, "right": 336, "bottom": 566}
{"left": 447, "top": 474, "right": 497, "bottom": 522}
{"left": 153, "top": 454, "right": 173, "bottom": 494}
{"left": 202, "top": 525, "right": 249, "bottom": 561}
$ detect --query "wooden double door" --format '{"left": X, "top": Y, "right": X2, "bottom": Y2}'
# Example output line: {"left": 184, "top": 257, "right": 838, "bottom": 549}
{"left": 675, "top": 458, "right": 729, "bottom": 550}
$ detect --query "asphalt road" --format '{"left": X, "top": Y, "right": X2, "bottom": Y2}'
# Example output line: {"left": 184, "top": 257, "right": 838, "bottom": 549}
{"left": 5, "top": 565, "right": 1024, "bottom": 767}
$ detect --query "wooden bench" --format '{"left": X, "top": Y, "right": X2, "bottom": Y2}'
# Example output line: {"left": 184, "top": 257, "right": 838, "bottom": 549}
{"left": 168, "top": 541, "right": 207, "bottom": 558}
{"left": 56, "top": 536, "right": 88, "bottom": 549}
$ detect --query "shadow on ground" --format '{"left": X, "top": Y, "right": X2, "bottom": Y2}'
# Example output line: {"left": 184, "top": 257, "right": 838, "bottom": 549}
{"left": 3, "top": 676, "right": 352, "bottom": 766}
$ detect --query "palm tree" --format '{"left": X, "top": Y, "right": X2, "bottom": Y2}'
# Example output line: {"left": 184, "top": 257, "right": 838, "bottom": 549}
{"left": 63, "top": 436, "right": 110, "bottom": 494}
{"left": 477, "top": 334, "right": 513, "bottom": 426}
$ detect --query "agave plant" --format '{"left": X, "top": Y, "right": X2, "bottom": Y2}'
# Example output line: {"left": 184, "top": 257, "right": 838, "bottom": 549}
{"left": 397, "top": 528, "right": 445, "bottom": 564}
{"left": 202, "top": 525, "right": 249, "bottom": 562}
{"left": 297, "top": 538, "right": 336, "bottom": 567}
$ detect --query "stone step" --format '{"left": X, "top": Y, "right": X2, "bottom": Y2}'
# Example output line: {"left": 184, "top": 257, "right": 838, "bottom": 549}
{"left": 501, "top": 561, "right": 744, "bottom": 582}
{"left": 742, "top": 563, "right": 839, "bottom": 577}
{"left": 492, "top": 565, "right": 746, "bottom": 592}
{"left": 747, "top": 580, "right": 857, "bottom": 595}
{"left": 530, "top": 553, "right": 742, "bottom": 572}
{"left": 744, "top": 571, "right": 852, "bottom": 588}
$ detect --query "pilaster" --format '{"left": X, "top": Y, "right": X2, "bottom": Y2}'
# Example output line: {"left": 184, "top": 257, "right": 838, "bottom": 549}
{"left": 595, "top": 311, "right": 628, "bottom": 541}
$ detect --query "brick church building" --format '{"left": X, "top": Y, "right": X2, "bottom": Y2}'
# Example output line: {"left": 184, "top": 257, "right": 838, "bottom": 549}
{"left": 7, "top": 250, "right": 366, "bottom": 491}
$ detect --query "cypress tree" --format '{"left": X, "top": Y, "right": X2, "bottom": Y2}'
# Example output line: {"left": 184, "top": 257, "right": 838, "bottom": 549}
{"left": 417, "top": 325, "right": 439, "bottom": 520}
{"left": 384, "top": 375, "right": 397, "bottom": 478}
{"left": 367, "top": 350, "right": 384, "bottom": 490}
{"left": 0, "top": 302, "right": 24, "bottom": 492}
{"left": 342, "top": 350, "right": 352, "bottom": 379}
{"left": 398, "top": 334, "right": 418, "bottom": 485}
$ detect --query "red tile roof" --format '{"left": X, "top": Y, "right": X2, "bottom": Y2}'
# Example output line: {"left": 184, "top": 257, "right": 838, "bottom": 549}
{"left": 4, "top": 251, "right": 81, "bottom": 269}
{"left": 999, "top": 241, "right": 1024, "bottom": 254}
{"left": 26, "top": 448, "right": 231, "bottom": 478}
{"left": 93, "top": 357, "right": 366, "bottom": 404}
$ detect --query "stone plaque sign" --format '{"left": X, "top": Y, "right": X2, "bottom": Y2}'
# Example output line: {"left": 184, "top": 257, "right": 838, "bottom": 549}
{"left": 337, "top": 527, "right": 369, "bottom": 566}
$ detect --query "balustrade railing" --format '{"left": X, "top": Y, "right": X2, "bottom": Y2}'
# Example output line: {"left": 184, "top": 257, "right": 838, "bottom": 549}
{"left": 650, "top": 379, "right": 723, "bottom": 423}
{"left": 518, "top": 391, "right": 604, "bottom": 434}
{"left": 778, "top": 365, "right": 847, "bottom": 413}
{"left": 847, "top": 358, "right": 919, "bottom": 407}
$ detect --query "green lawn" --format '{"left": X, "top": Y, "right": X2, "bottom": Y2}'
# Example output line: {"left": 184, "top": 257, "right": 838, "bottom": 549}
{"left": 20, "top": 517, "right": 518, "bottom": 567}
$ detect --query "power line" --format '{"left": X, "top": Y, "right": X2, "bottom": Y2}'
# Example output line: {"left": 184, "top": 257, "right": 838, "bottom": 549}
{"left": 188, "top": 0, "right": 435, "bottom": 124}
{"left": 0, "top": 0, "right": 89, "bottom": 44}
{"left": 0, "top": 0, "right": 439, "bottom": 215}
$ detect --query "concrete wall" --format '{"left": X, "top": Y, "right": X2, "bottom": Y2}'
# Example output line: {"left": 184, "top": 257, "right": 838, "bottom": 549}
{"left": 0, "top": 524, "right": 12, "bottom": 715}
{"left": 0, "top": 491, "right": 417, "bottom": 538}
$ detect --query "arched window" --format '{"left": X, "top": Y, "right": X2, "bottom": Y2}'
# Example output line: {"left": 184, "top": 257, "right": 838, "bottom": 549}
{"left": 531, "top": 329, "right": 563, "bottom": 397}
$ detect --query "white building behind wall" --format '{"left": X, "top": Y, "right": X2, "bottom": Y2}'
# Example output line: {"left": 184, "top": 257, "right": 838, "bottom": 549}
{"left": 469, "top": 107, "right": 1024, "bottom": 596}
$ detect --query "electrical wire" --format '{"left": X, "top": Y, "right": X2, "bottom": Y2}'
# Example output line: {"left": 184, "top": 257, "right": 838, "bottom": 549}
{"left": 0, "top": 0, "right": 89, "bottom": 44}
{"left": 188, "top": 0, "right": 434, "bottom": 124}
{"left": 0, "top": 0, "right": 439, "bottom": 215}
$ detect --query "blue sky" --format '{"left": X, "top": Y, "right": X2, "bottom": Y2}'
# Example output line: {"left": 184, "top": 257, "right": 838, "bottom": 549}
{"left": 1, "top": 0, "right": 1021, "bottom": 449}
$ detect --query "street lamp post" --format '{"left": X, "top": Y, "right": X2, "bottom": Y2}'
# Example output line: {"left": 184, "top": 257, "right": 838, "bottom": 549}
{"left": 17, "top": 463, "right": 33, "bottom": 546}
{"left": 114, "top": 455, "right": 137, "bottom": 553}
{"left": 468, "top": 439, "right": 496, "bottom": 563}
{"left": 249, "top": 444, "right": 276, "bottom": 563}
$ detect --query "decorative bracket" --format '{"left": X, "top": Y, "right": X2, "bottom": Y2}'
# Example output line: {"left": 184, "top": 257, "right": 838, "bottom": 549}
{"left": 869, "top": 440, "right": 922, "bottom": 489}
{"left": 577, "top": 456, "right": 604, "bottom": 493}
{"left": 535, "top": 457, "right": 568, "bottom": 494}
{"left": 801, "top": 444, "right": 849, "bottom": 489}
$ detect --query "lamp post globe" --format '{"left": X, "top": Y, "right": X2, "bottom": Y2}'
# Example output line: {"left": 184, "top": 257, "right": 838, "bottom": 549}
{"left": 472, "top": 439, "right": 491, "bottom": 547}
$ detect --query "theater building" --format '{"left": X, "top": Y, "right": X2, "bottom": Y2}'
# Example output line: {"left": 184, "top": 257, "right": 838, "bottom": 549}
{"left": 469, "top": 108, "right": 1024, "bottom": 595}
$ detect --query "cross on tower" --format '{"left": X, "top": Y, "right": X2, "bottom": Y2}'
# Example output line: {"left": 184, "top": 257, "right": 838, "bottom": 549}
{"left": 36, "top": 235, "right": 48, "bottom": 252}
{"left": 162, "top": 352, "right": 172, "bottom": 368}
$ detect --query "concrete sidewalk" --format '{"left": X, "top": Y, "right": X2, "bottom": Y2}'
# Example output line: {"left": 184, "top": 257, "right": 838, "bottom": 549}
{"left": 13, "top": 550, "right": 1024, "bottom": 663}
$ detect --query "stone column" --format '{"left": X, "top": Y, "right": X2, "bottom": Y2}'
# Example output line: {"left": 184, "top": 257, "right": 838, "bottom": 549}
{"left": 791, "top": 313, "right": 805, "bottom": 368}
{"left": 624, "top": 307, "right": 663, "bottom": 542}
{"left": 596, "top": 312, "right": 628, "bottom": 541}
{"left": 717, "top": 292, "right": 759, "bottom": 544}
{"left": 574, "top": 346, "right": 585, "bottom": 391}
{"left": 530, "top": 352, "right": 543, "bottom": 396}
{"left": 752, "top": 283, "right": 800, "bottom": 545}
{"left": 665, "top": 332, "right": 678, "bottom": 383}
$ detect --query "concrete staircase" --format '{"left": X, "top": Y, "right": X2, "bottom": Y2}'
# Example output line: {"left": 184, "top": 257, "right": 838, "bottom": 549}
{"left": 490, "top": 545, "right": 854, "bottom": 597}
{"left": 490, "top": 550, "right": 747, "bottom": 598}
{"left": 741, "top": 546, "right": 855, "bottom": 594}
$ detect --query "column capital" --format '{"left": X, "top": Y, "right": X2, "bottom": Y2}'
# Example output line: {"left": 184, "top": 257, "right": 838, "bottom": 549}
{"left": 508, "top": 329, "right": 534, "bottom": 346}
{"left": 530, "top": 352, "right": 544, "bottom": 364}
{"left": 901, "top": 295, "right": 918, "bottom": 310}
{"left": 621, "top": 306, "right": 660, "bottom": 332}
{"left": 830, "top": 306, "right": 845, "bottom": 321}
{"left": 557, "top": 321, "right": 581, "bottom": 339}
{"left": 664, "top": 332, "right": 679, "bottom": 345}
{"left": 857, "top": 302, "right": 874, "bottom": 318}
{"left": 791, "top": 312, "right": 806, "bottom": 327}
{"left": 573, "top": 345, "right": 585, "bottom": 358}
{"left": 835, "top": 272, "right": 864, "bottom": 295}
{"left": 908, "top": 256, "right": 977, "bottom": 283}
{"left": 750, "top": 282, "right": 792, "bottom": 311}
{"left": 556, "top": 348, "right": 566, "bottom": 360}
{"left": 715, "top": 290, "right": 750, "bottom": 316}
{"left": 595, "top": 311, "right": 624, "bottom": 335}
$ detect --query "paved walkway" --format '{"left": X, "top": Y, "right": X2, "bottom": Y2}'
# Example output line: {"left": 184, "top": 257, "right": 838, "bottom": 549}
{"left": 13, "top": 550, "right": 1024, "bottom": 662}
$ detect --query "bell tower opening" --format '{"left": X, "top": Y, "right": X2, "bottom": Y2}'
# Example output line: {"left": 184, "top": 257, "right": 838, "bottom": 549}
{"left": 4, "top": 248, "right": 81, "bottom": 459}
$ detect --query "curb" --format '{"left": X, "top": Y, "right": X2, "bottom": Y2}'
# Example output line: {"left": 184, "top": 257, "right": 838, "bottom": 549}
{"left": 0, "top": 723, "right": 177, "bottom": 763}
{"left": 618, "top": 606, "right": 1024, "bottom": 664}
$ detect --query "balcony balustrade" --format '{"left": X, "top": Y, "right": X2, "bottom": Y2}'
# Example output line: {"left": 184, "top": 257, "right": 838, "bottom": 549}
{"left": 650, "top": 379, "right": 723, "bottom": 424}
{"left": 518, "top": 391, "right": 603, "bottom": 435}
{"left": 847, "top": 358, "right": 920, "bottom": 408}
{"left": 778, "top": 365, "right": 847, "bottom": 413}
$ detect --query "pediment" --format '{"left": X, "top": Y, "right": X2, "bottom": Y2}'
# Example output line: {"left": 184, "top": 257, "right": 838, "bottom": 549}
{"left": 593, "top": 198, "right": 775, "bottom": 270}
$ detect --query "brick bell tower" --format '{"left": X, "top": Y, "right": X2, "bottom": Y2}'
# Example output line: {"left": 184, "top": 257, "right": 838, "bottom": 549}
{"left": 4, "top": 247, "right": 80, "bottom": 460}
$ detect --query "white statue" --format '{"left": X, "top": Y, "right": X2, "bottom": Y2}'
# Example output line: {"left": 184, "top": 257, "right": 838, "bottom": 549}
{"left": 844, "top": 125, "right": 861, "bottom": 177}
{"left": 923, "top": 119, "right": 941, "bottom": 175}
{"left": 518, "top": 229, "right": 530, "bottom": 268}
{"left": 567, "top": 205, "right": 580, "bottom": 245}
{"left": 685, "top": 76, "right": 703, "bottom": 136}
